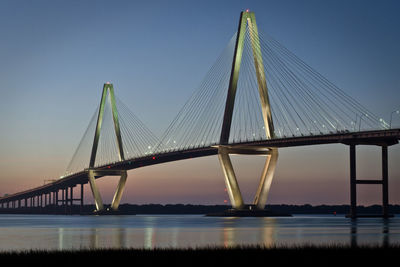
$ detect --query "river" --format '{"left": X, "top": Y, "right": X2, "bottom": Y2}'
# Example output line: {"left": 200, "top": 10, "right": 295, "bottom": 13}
{"left": 0, "top": 214, "right": 398, "bottom": 251}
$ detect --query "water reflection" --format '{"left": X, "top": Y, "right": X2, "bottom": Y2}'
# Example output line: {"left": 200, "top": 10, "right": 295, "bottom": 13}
{"left": 112, "top": 228, "right": 126, "bottom": 248}
{"left": 0, "top": 215, "right": 399, "bottom": 251}
{"left": 221, "top": 217, "right": 237, "bottom": 247}
{"left": 220, "top": 217, "right": 278, "bottom": 247}
{"left": 58, "top": 228, "right": 64, "bottom": 250}
{"left": 350, "top": 218, "right": 390, "bottom": 248}
{"left": 144, "top": 227, "right": 154, "bottom": 249}
{"left": 262, "top": 218, "right": 276, "bottom": 248}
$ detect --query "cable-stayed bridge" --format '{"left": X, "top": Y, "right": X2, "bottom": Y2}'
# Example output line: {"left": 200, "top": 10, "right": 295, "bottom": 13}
{"left": 1, "top": 11, "right": 399, "bottom": 218}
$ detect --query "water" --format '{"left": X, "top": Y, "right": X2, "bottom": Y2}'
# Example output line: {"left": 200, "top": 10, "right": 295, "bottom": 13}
{"left": 0, "top": 214, "right": 398, "bottom": 251}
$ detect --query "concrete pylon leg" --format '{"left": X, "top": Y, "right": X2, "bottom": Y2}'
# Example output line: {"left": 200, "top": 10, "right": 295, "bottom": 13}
{"left": 218, "top": 147, "right": 245, "bottom": 210}
{"left": 253, "top": 148, "right": 278, "bottom": 210}
{"left": 111, "top": 171, "right": 128, "bottom": 211}
{"left": 88, "top": 170, "right": 104, "bottom": 211}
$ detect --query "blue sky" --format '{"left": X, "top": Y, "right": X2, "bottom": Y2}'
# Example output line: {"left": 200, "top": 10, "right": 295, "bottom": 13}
{"left": 0, "top": 0, "right": 399, "bottom": 205}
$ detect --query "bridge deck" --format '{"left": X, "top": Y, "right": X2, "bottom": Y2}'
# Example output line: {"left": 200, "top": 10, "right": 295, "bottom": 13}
{"left": 1, "top": 129, "right": 399, "bottom": 203}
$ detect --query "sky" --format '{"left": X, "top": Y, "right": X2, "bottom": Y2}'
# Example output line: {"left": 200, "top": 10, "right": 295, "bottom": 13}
{"left": 0, "top": 0, "right": 400, "bottom": 206}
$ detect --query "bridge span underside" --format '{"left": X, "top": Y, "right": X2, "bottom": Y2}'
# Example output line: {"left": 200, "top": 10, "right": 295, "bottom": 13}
{"left": 0, "top": 129, "right": 399, "bottom": 216}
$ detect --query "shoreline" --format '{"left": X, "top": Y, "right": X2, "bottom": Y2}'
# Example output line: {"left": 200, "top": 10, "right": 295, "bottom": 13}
{"left": 0, "top": 203, "right": 399, "bottom": 215}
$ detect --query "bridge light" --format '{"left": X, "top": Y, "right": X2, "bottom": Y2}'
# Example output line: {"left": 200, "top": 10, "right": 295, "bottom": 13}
{"left": 152, "top": 156, "right": 156, "bottom": 160}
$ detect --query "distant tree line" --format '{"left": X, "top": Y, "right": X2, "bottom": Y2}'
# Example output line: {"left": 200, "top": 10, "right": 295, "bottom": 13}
{"left": 1, "top": 203, "right": 399, "bottom": 215}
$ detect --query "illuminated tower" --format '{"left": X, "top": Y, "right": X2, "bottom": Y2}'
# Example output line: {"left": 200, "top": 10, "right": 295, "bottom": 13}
{"left": 218, "top": 10, "right": 278, "bottom": 210}
{"left": 87, "top": 83, "right": 128, "bottom": 212}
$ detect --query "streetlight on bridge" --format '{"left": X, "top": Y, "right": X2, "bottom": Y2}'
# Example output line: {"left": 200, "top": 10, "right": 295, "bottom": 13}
{"left": 358, "top": 113, "right": 368, "bottom": 132}
{"left": 390, "top": 110, "right": 400, "bottom": 129}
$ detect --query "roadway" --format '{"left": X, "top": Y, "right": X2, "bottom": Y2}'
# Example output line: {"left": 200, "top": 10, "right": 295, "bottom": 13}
{"left": 1, "top": 128, "right": 399, "bottom": 203}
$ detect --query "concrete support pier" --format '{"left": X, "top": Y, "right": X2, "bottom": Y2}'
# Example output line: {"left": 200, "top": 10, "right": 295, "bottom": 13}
{"left": 347, "top": 144, "right": 392, "bottom": 218}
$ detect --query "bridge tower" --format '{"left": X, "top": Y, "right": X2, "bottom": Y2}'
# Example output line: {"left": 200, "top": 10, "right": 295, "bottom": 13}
{"left": 218, "top": 11, "right": 278, "bottom": 211}
{"left": 87, "top": 82, "right": 128, "bottom": 212}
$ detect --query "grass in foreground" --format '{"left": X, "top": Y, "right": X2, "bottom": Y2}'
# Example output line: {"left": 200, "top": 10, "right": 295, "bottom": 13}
{"left": 0, "top": 244, "right": 398, "bottom": 266}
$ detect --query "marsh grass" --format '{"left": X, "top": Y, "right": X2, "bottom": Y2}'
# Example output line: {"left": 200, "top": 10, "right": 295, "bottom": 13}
{"left": 0, "top": 244, "right": 398, "bottom": 266}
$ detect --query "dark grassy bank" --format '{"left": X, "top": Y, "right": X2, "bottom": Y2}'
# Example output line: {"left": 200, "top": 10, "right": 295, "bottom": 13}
{"left": 0, "top": 245, "right": 398, "bottom": 266}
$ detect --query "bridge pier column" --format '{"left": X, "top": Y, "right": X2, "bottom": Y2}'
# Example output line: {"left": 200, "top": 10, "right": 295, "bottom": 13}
{"left": 347, "top": 143, "right": 392, "bottom": 218}
{"left": 64, "top": 188, "right": 68, "bottom": 214}
{"left": 218, "top": 147, "right": 244, "bottom": 210}
{"left": 382, "top": 145, "right": 389, "bottom": 217}
{"left": 253, "top": 148, "right": 279, "bottom": 210}
{"left": 70, "top": 186, "right": 73, "bottom": 213}
{"left": 61, "top": 189, "right": 64, "bottom": 210}
{"left": 217, "top": 146, "right": 279, "bottom": 211}
{"left": 88, "top": 170, "right": 104, "bottom": 212}
{"left": 350, "top": 144, "right": 357, "bottom": 218}
{"left": 80, "top": 184, "right": 84, "bottom": 213}
{"left": 111, "top": 171, "right": 128, "bottom": 211}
